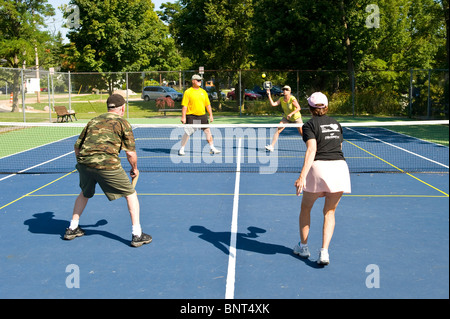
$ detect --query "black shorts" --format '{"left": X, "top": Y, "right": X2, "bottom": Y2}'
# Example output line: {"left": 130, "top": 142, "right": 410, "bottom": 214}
{"left": 186, "top": 114, "right": 209, "bottom": 124}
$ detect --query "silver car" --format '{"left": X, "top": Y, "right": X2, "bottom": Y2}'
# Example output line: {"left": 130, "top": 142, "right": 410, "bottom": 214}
{"left": 142, "top": 86, "right": 182, "bottom": 101}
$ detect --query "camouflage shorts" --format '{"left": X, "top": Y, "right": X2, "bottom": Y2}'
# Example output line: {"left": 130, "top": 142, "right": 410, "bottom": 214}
{"left": 76, "top": 163, "right": 135, "bottom": 201}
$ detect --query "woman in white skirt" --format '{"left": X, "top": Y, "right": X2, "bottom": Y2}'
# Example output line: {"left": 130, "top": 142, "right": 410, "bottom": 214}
{"left": 293, "top": 92, "right": 351, "bottom": 265}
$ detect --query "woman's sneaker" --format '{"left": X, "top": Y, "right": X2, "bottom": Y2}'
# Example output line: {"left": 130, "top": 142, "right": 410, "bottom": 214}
{"left": 131, "top": 232, "right": 152, "bottom": 247}
{"left": 293, "top": 243, "right": 310, "bottom": 258}
{"left": 64, "top": 227, "right": 85, "bottom": 240}
{"left": 265, "top": 145, "right": 274, "bottom": 152}
{"left": 317, "top": 249, "right": 330, "bottom": 265}
{"left": 210, "top": 147, "right": 221, "bottom": 154}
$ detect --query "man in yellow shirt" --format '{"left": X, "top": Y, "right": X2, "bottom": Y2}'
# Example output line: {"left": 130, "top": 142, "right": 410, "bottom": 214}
{"left": 179, "top": 74, "right": 221, "bottom": 155}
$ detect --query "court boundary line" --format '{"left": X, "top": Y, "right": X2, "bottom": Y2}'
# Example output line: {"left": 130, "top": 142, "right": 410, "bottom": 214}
{"left": 0, "top": 170, "right": 76, "bottom": 211}
{"left": 225, "top": 137, "right": 242, "bottom": 300}
{"left": 346, "top": 127, "right": 449, "bottom": 169}
{"left": 26, "top": 193, "right": 449, "bottom": 198}
{"left": 345, "top": 139, "right": 449, "bottom": 197}
{"left": 0, "top": 134, "right": 78, "bottom": 161}
{"left": 0, "top": 151, "right": 74, "bottom": 182}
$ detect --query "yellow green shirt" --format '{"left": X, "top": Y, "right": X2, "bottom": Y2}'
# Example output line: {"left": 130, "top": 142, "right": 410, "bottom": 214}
{"left": 181, "top": 87, "right": 211, "bottom": 116}
{"left": 279, "top": 96, "right": 302, "bottom": 122}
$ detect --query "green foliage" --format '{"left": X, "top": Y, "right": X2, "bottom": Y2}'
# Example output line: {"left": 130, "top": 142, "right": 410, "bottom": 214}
{"left": 251, "top": 0, "right": 446, "bottom": 72}
{"left": 64, "top": 0, "right": 182, "bottom": 72}
{"left": 169, "top": 0, "right": 254, "bottom": 70}
{"left": 0, "top": 0, "right": 56, "bottom": 111}
{"left": 0, "top": 0, "right": 55, "bottom": 68}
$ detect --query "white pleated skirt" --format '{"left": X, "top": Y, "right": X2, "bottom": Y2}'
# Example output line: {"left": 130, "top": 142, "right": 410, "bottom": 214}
{"left": 303, "top": 160, "right": 351, "bottom": 195}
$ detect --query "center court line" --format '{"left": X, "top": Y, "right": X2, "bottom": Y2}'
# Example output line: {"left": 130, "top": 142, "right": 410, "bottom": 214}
{"left": 225, "top": 137, "right": 242, "bottom": 300}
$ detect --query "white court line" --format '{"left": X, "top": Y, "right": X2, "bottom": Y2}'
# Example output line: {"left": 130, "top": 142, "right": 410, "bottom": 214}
{"left": 0, "top": 151, "right": 75, "bottom": 181}
{"left": 346, "top": 127, "right": 449, "bottom": 169}
{"left": 0, "top": 133, "right": 79, "bottom": 182}
{"left": 225, "top": 137, "right": 242, "bottom": 300}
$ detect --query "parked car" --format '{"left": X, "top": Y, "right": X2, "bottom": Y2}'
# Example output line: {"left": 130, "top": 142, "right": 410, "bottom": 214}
{"left": 227, "top": 89, "right": 262, "bottom": 101}
{"left": 165, "top": 86, "right": 183, "bottom": 101}
{"left": 142, "top": 86, "right": 182, "bottom": 101}
{"left": 204, "top": 86, "right": 218, "bottom": 101}
{"left": 252, "top": 85, "right": 283, "bottom": 98}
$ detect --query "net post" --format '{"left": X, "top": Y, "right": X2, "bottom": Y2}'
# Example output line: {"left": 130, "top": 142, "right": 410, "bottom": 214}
{"left": 21, "top": 69, "right": 26, "bottom": 123}
{"left": 351, "top": 70, "right": 355, "bottom": 117}
{"left": 409, "top": 69, "right": 413, "bottom": 118}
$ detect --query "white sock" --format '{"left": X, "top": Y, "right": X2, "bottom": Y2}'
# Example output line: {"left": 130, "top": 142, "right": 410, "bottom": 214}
{"left": 69, "top": 219, "right": 79, "bottom": 230}
{"left": 179, "top": 146, "right": 185, "bottom": 151}
{"left": 299, "top": 242, "right": 308, "bottom": 248}
{"left": 132, "top": 224, "right": 142, "bottom": 237}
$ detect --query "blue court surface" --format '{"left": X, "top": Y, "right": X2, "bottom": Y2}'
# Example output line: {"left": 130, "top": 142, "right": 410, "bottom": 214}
{"left": 0, "top": 125, "right": 448, "bottom": 302}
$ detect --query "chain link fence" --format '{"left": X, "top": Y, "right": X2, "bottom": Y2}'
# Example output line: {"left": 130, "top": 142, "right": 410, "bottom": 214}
{"left": 0, "top": 67, "right": 448, "bottom": 122}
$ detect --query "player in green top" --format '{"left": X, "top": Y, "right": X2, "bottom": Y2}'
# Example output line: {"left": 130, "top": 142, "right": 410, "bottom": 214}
{"left": 64, "top": 94, "right": 152, "bottom": 247}
{"left": 265, "top": 85, "right": 303, "bottom": 152}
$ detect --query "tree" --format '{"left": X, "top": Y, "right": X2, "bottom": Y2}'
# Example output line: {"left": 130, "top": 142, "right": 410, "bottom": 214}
{"left": 168, "top": 0, "right": 254, "bottom": 70}
{"left": 63, "top": 0, "right": 182, "bottom": 93}
{"left": 0, "top": 0, "right": 54, "bottom": 111}
{"left": 165, "top": 0, "right": 255, "bottom": 104}
{"left": 443, "top": 0, "right": 449, "bottom": 68}
{"left": 252, "top": 0, "right": 446, "bottom": 70}
{"left": 250, "top": 0, "right": 447, "bottom": 115}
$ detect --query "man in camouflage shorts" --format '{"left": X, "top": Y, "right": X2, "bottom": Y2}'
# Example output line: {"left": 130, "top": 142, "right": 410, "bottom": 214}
{"left": 64, "top": 94, "right": 152, "bottom": 247}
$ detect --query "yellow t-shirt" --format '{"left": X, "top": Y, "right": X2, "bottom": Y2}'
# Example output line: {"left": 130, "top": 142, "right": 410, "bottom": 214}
{"left": 181, "top": 87, "right": 210, "bottom": 116}
{"left": 279, "top": 96, "right": 302, "bottom": 122}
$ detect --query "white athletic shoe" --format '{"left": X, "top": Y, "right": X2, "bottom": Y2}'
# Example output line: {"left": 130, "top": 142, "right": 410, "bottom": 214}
{"left": 265, "top": 145, "right": 274, "bottom": 152}
{"left": 293, "top": 243, "right": 310, "bottom": 258}
{"left": 178, "top": 148, "right": 185, "bottom": 156}
{"left": 317, "top": 249, "right": 330, "bottom": 265}
{"left": 210, "top": 147, "right": 221, "bottom": 154}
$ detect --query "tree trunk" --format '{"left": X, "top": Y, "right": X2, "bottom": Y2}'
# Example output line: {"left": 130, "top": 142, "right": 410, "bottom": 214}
{"left": 340, "top": 1, "right": 355, "bottom": 77}
{"left": 11, "top": 54, "right": 20, "bottom": 112}
{"left": 444, "top": 0, "right": 449, "bottom": 68}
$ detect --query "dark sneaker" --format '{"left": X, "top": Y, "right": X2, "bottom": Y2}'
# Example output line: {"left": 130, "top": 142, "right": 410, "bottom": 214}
{"left": 131, "top": 232, "right": 152, "bottom": 247}
{"left": 64, "top": 227, "right": 85, "bottom": 240}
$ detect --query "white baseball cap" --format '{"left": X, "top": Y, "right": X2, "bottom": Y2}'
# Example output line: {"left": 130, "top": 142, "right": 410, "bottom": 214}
{"left": 307, "top": 92, "right": 328, "bottom": 108}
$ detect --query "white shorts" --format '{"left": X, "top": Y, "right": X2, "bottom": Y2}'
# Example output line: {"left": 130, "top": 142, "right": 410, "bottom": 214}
{"left": 304, "top": 160, "right": 351, "bottom": 195}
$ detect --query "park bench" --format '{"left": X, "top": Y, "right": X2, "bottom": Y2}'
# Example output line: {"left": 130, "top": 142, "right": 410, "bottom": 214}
{"left": 55, "top": 106, "right": 77, "bottom": 122}
{"left": 156, "top": 96, "right": 181, "bottom": 116}
{"left": 158, "top": 108, "right": 183, "bottom": 116}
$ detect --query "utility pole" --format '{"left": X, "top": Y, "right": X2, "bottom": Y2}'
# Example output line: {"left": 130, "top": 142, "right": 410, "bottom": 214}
{"left": 33, "top": 9, "right": 40, "bottom": 103}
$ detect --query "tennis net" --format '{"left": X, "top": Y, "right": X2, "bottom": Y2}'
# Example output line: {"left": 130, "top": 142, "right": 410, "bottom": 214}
{"left": 0, "top": 120, "right": 448, "bottom": 175}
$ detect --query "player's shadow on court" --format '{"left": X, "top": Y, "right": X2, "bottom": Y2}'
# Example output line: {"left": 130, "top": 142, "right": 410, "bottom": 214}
{"left": 23, "top": 212, "right": 130, "bottom": 245}
{"left": 189, "top": 225, "right": 321, "bottom": 268}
